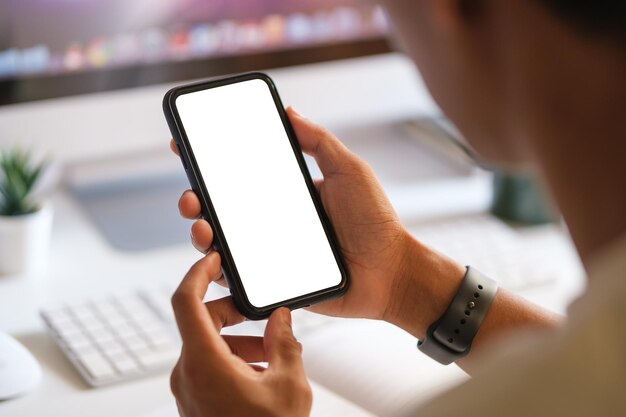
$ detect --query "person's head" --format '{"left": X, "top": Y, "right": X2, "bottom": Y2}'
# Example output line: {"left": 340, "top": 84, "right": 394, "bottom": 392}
{"left": 382, "top": 0, "right": 626, "bottom": 168}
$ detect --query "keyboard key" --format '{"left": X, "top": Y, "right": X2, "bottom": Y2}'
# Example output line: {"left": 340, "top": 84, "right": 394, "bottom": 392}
{"left": 145, "top": 329, "right": 175, "bottom": 348}
{"left": 99, "top": 339, "right": 125, "bottom": 357}
{"left": 135, "top": 347, "right": 179, "bottom": 369}
{"left": 135, "top": 317, "right": 163, "bottom": 333}
{"left": 75, "top": 312, "right": 102, "bottom": 330}
{"left": 109, "top": 352, "right": 140, "bottom": 374}
{"left": 113, "top": 322, "right": 137, "bottom": 337}
{"left": 65, "top": 333, "right": 93, "bottom": 354}
{"left": 103, "top": 310, "right": 127, "bottom": 326}
{"left": 91, "top": 328, "right": 116, "bottom": 345}
{"left": 77, "top": 351, "right": 115, "bottom": 380}
{"left": 123, "top": 334, "right": 150, "bottom": 353}
{"left": 140, "top": 287, "right": 175, "bottom": 321}
{"left": 44, "top": 309, "right": 73, "bottom": 329}
{"left": 125, "top": 306, "right": 154, "bottom": 322}
{"left": 56, "top": 321, "right": 82, "bottom": 338}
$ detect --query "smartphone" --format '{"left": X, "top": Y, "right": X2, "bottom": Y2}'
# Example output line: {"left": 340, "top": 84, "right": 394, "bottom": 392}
{"left": 163, "top": 72, "right": 349, "bottom": 320}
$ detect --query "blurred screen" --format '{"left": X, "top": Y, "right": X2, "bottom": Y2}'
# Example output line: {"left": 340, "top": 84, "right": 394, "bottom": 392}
{"left": 0, "top": 0, "right": 387, "bottom": 82}
{"left": 175, "top": 78, "right": 344, "bottom": 308}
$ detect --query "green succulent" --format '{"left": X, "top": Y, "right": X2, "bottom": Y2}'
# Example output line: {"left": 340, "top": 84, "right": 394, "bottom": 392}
{"left": 0, "top": 149, "right": 46, "bottom": 216}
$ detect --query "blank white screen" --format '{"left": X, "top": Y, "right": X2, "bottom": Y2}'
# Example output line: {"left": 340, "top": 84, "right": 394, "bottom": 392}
{"left": 176, "top": 79, "right": 342, "bottom": 308}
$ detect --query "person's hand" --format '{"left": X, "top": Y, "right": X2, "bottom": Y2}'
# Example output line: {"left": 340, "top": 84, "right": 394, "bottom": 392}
{"left": 170, "top": 252, "right": 312, "bottom": 417}
{"left": 171, "top": 108, "right": 465, "bottom": 336}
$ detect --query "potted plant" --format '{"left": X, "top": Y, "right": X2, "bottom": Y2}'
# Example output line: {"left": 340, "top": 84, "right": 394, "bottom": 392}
{"left": 0, "top": 149, "right": 53, "bottom": 276}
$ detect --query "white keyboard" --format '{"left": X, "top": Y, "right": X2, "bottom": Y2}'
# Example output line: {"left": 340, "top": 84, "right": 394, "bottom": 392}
{"left": 41, "top": 287, "right": 179, "bottom": 387}
{"left": 408, "top": 214, "right": 557, "bottom": 290}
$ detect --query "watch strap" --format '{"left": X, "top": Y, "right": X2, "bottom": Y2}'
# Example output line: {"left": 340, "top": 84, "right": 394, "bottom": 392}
{"left": 418, "top": 266, "right": 498, "bottom": 365}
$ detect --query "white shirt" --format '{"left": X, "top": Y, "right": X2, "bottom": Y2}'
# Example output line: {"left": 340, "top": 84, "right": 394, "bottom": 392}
{"left": 416, "top": 235, "right": 626, "bottom": 417}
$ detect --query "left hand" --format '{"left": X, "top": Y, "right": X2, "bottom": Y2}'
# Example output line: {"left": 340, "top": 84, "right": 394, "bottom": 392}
{"left": 170, "top": 252, "right": 312, "bottom": 417}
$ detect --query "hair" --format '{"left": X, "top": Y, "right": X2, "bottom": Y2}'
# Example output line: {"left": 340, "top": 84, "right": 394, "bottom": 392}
{"left": 540, "top": 0, "right": 626, "bottom": 41}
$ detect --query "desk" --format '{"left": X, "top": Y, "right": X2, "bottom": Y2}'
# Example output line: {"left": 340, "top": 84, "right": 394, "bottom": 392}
{"left": 0, "top": 180, "right": 585, "bottom": 417}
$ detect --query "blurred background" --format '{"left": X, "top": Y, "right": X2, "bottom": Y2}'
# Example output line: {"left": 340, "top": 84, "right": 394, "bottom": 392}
{"left": 0, "top": 0, "right": 390, "bottom": 104}
{"left": 0, "top": 1, "right": 584, "bottom": 416}
{"left": 1, "top": 0, "right": 469, "bottom": 252}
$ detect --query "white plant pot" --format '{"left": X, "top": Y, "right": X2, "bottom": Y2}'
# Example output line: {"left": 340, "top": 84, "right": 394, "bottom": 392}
{"left": 0, "top": 203, "right": 53, "bottom": 276}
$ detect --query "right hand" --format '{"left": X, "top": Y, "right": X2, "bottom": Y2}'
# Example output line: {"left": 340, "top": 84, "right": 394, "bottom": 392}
{"left": 172, "top": 107, "right": 463, "bottom": 326}
{"left": 170, "top": 253, "right": 312, "bottom": 417}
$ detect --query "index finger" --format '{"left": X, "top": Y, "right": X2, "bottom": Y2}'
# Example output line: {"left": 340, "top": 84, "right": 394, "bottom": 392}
{"left": 286, "top": 107, "right": 352, "bottom": 177}
{"left": 171, "top": 252, "right": 223, "bottom": 348}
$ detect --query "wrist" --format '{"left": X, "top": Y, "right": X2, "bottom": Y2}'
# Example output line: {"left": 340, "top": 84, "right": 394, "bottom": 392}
{"left": 383, "top": 232, "right": 466, "bottom": 340}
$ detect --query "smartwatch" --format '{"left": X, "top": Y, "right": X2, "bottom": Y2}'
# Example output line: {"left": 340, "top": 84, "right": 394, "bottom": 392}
{"left": 418, "top": 266, "right": 498, "bottom": 365}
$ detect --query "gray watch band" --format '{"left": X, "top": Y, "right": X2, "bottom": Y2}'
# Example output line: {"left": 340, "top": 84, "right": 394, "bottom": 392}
{"left": 418, "top": 266, "right": 498, "bottom": 365}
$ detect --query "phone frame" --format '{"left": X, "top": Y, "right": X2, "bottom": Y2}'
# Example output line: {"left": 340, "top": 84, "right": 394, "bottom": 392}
{"left": 163, "top": 72, "right": 349, "bottom": 320}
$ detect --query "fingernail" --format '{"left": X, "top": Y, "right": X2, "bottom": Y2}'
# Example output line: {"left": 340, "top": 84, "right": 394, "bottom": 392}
{"left": 288, "top": 106, "right": 302, "bottom": 117}
{"left": 281, "top": 308, "right": 292, "bottom": 326}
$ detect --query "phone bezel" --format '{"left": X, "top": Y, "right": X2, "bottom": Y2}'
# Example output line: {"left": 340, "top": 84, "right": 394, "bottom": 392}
{"left": 163, "top": 72, "right": 349, "bottom": 320}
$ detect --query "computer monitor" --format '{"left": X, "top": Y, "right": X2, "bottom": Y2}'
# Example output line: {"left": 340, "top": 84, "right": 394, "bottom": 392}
{"left": 0, "top": 0, "right": 390, "bottom": 105}
{"left": 0, "top": 0, "right": 437, "bottom": 165}
{"left": 0, "top": 0, "right": 434, "bottom": 166}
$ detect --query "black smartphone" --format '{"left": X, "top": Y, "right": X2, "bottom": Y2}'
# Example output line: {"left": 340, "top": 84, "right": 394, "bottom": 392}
{"left": 163, "top": 72, "right": 349, "bottom": 320}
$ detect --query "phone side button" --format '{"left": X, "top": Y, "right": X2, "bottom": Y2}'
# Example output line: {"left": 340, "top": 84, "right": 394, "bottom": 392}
{"left": 176, "top": 144, "right": 188, "bottom": 170}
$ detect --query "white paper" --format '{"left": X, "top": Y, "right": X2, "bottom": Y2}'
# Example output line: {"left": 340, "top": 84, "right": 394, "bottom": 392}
{"left": 299, "top": 319, "right": 469, "bottom": 417}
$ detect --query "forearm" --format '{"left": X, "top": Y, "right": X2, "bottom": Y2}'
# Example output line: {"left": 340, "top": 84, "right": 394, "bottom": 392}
{"left": 384, "top": 231, "right": 562, "bottom": 374}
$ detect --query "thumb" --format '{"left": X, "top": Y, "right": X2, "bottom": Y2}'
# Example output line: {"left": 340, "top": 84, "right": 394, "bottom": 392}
{"left": 287, "top": 106, "right": 355, "bottom": 177}
{"left": 264, "top": 308, "right": 304, "bottom": 370}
